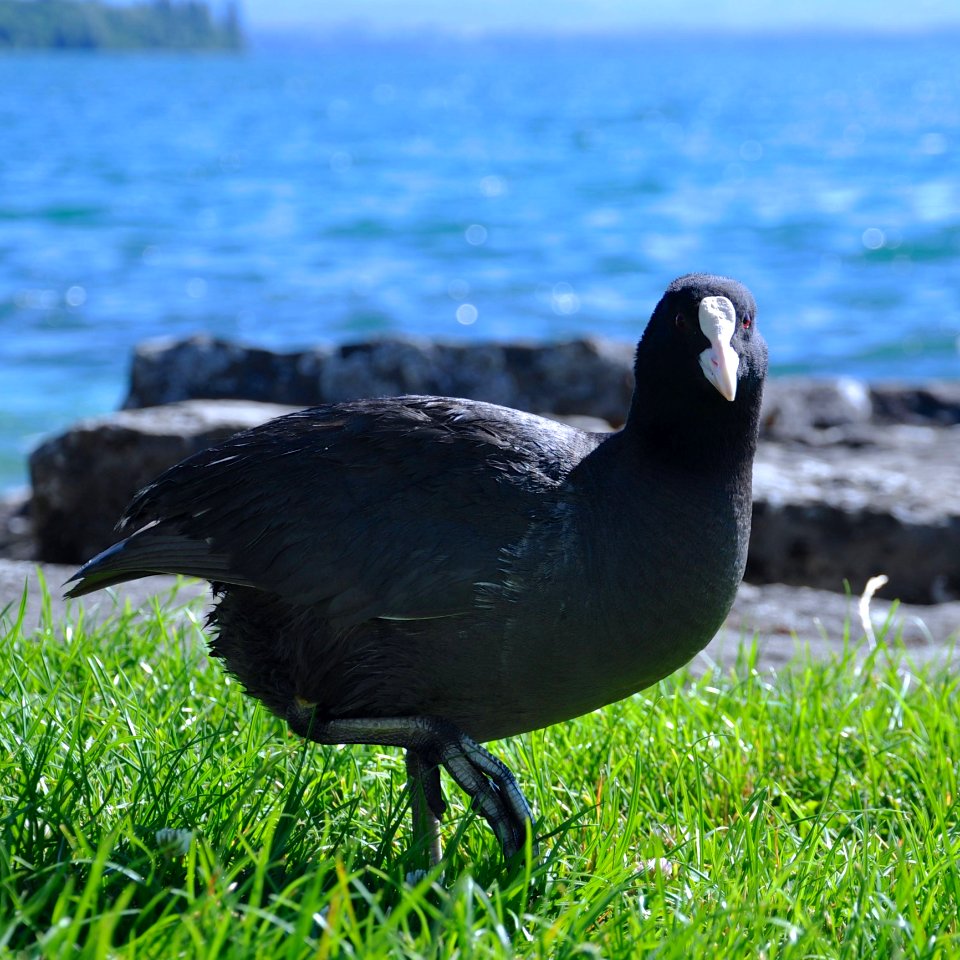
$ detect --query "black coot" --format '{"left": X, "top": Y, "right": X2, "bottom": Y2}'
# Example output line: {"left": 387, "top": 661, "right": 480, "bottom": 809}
{"left": 67, "top": 274, "right": 768, "bottom": 863}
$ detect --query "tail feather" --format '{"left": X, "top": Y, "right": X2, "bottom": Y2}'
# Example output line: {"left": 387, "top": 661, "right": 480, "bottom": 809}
{"left": 64, "top": 530, "right": 250, "bottom": 599}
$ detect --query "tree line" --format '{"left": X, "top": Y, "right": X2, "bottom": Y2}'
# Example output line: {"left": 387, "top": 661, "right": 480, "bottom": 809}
{"left": 0, "top": 0, "right": 243, "bottom": 50}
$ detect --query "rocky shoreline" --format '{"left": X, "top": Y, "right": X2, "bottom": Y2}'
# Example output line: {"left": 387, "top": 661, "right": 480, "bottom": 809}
{"left": 4, "top": 334, "right": 959, "bottom": 665}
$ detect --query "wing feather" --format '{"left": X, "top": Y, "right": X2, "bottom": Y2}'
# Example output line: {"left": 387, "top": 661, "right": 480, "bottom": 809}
{"left": 67, "top": 397, "right": 599, "bottom": 625}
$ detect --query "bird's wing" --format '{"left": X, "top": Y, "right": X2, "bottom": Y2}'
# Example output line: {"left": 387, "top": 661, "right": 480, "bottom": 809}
{"left": 67, "top": 397, "right": 597, "bottom": 627}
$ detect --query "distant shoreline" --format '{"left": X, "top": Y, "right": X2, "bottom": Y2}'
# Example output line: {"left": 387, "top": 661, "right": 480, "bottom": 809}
{"left": 0, "top": 0, "right": 242, "bottom": 51}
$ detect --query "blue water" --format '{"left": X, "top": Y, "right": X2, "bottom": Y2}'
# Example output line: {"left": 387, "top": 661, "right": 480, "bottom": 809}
{"left": 2, "top": 34, "right": 959, "bottom": 490}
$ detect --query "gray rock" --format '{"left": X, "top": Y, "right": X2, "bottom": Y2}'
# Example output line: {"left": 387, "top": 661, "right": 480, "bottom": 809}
{"left": 29, "top": 400, "right": 297, "bottom": 564}
{"left": 124, "top": 335, "right": 330, "bottom": 409}
{"left": 323, "top": 337, "right": 636, "bottom": 424}
{"left": 759, "top": 379, "right": 960, "bottom": 446}
{"left": 0, "top": 489, "right": 34, "bottom": 561}
{"left": 749, "top": 425, "right": 960, "bottom": 604}
{"left": 760, "top": 377, "right": 873, "bottom": 442}
{"left": 123, "top": 334, "right": 636, "bottom": 426}
{"left": 869, "top": 381, "right": 960, "bottom": 426}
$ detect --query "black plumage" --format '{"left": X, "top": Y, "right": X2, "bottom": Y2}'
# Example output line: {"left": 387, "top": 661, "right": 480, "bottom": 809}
{"left": 67, "top": 273, "right": 768, "bottom": 862}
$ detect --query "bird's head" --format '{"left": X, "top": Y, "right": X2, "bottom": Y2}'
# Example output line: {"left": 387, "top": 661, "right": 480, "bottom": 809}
{"left": 627, "top": 274, "right": 768, "bottom": 461}
{"left": 635, "top": 273, "right": 767, "bottom": 408}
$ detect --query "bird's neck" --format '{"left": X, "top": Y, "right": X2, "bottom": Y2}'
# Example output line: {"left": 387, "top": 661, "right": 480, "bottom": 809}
{"left": 623, "top": 371, "right": 764, "bottom": 482}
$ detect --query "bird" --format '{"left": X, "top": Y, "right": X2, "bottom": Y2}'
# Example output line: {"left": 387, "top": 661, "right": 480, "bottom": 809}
{"left": 66, "top": 273, "right": 768, "bottom": 865}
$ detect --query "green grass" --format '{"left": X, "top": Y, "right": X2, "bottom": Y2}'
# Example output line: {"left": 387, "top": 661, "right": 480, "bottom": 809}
{"left": 1, "top": 582, "right": 959, "bottom": 958}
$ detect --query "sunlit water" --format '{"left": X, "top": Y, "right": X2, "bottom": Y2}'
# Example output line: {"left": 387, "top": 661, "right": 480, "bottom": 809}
{"left": 1, "top": 34, "right": 958, "bottom": 489}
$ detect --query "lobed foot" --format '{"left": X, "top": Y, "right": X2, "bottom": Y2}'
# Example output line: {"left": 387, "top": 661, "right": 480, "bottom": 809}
{"left": 286, "top": 706, "right": 535, "bottom": 861}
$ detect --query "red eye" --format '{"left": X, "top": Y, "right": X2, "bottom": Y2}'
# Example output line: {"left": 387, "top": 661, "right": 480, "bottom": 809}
{"left": 742, "top": 317, "right": 752, "bottom": 329}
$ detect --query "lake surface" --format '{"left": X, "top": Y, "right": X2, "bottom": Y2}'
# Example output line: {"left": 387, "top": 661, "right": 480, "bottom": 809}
{"left": 1, "top": 34, "right": 958, "bottom": 489}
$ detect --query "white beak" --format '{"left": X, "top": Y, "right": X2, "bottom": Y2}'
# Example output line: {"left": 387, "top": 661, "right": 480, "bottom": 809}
{"left": 698, "top": 296, "right": 739, "bottom": 402}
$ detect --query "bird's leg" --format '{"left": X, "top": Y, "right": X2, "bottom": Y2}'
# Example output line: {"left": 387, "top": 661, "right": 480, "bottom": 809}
{"left": 405, "top": 748, "right": 443, "bottom": 869}
{"left": 285, "top": 706, "right": 535, "bottom": 860}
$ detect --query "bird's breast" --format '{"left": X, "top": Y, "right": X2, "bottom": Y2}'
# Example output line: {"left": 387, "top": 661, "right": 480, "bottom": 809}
{"left": 463, "top": 477, "right": 746, "bottom": 740}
